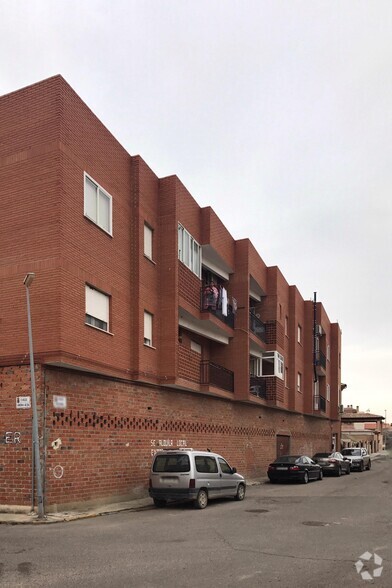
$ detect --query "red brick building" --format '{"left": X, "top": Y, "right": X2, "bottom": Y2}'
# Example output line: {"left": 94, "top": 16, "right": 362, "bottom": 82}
{"left": 0, "top": 76, "right": 342, "bottom": 511}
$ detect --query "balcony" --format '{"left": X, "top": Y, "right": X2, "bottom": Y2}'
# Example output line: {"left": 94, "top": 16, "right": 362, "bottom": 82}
{"left": 201, "top": 286, "right": 235, "bottom": 329}
{"left": 250, "top": 376, "right": 267, "bottom": 399}
{"left": 201, "top": 360, "right": 234, "bottom": 393}
{"left": 315, "top": 350, "right": 326, "bottom": 375}
{"left": 314, "top": 395, "right": 326, "bottom": 413}
{"left": 249, "top": 311, "right": 267, "bottom": 343}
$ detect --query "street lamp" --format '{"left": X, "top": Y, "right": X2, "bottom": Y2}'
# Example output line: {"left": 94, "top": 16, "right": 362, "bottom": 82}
{"left": 24, "top": 272, "right": 44, "bottom": 519}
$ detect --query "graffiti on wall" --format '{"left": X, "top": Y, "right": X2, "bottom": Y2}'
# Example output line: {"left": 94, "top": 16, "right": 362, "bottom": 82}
{"left": 150, "top": 438, "right": 187, "bottom": 456}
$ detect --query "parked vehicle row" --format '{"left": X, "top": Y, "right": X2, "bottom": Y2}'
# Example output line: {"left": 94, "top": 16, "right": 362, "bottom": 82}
{"left": 148, "top": 446, "right": 373, "bottom": 509}
{"left": 267, "top": 448, "right": 372, "bottom": 484}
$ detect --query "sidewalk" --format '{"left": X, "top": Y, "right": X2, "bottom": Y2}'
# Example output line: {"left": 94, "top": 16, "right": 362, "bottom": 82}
{"left": 1, "top": 453, "right": 386, "bottom": 525}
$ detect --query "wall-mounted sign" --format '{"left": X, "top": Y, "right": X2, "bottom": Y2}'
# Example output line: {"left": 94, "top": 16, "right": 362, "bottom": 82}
{"left": 16, "top": 396, "right": 31, "bottom": 409}
{"left": 53, "top": 395, "right": 67, "bottom": 409}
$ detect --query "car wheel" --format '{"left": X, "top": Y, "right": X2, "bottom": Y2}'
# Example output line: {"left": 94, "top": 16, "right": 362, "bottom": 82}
{"left": 360, "top": 461, "right": 365, "bottom": 472}
{"left": 318, "top": 469, "right": 323, "bottom": 481}
{"left": 302, "top": 471, "right": 309, "bottom": 484}
{"left": 153, "top": 498, "right": 166, "bottom": 508}
{"left": 346, "top": 465, "right": 351, "bottom": 475}
{"left": 337, "top": 466, "right": 342, "bottom": 477}
{"left": 269, "top": 479, "right": 277, "bottom": 484}
{"left": 235, "top": 483, "right": 246, "bottom": 501}
{"left": 195, "top": 489, "right": 208, "bottom": 509}
{"left": 367, "top": 460, "right": 371, "bottom": 470}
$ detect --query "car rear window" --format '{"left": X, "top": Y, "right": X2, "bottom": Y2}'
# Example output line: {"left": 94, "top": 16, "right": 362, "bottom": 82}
{"left": 342, "top": 449, "right": 361, "bottom": 456}
{"left": 273, "top": 456, "right": 300, "bottom": 463}
{"left": 153, "top": 454, "right": 190, "bottom": 473}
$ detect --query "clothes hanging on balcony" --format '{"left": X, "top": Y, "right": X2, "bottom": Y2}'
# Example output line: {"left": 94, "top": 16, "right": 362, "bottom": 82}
{"left": 203, "top": 283, "right": 219, "bottom": 310}
{"left": 221, "top": 287, "right": 228, "bottom": 316}
{"left": 232, "top": 297, "right": 237, "bottom": 314}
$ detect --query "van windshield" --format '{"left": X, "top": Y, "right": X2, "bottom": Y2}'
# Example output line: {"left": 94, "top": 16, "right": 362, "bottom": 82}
{"left": 153, "top": 454, "right": 190, "bottom": 473}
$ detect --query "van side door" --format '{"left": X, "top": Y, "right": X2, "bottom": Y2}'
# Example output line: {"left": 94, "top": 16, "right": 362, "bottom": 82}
{"left": 218, "top": 457, "right": 238, "bottom": 497}
{"left": 194, "top": 455, "right": 221, "bottom": 498}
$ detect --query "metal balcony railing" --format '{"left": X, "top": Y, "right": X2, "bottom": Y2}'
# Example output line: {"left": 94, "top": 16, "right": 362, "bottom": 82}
{"left": 315, "top": 350, "right": 326, "bottom": 370}
{"left": 314, "top": 395, "right": 326, "bottom": 413}
{"left": 249, "top": 311, "right": 267, "bottom": 343}
{"left": 200, "top": 287, "right": 235, "bottom": 328}
{"left": 200, "top": 361, "right": 234, "bottom": 393}
{"left": 249, "top": 376, "right": 267, "bottom": 399}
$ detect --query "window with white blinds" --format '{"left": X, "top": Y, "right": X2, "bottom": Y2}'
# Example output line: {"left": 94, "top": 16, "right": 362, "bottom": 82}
{"left": 144, "top": 311, "right": 153, "bottom": 346}
{"left": 144, "top": 224, "right": 153, "bottom": 259}
{"left": 84, "top": 173, "right": 112, "bottom": 235}
{"left": 85, "top": 285, "right": 110, "bottom": 332}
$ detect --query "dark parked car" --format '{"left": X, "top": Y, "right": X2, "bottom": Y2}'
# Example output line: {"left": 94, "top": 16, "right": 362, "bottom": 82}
{"left": 312, "top": 452, "right": 351, "bottom": 476}
{"left": 267, "top": 455, "right": 323, "bottom": 484}
{"left": 341, "top": 447, "right": 371, "bottom": 471}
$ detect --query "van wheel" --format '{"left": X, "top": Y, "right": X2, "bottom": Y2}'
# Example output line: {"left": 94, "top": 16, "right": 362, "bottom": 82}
{"left": 195, "top": 489, "right": 208, "bottom": 509}
{"left": 235, "top": 483, "right": 246, "bottom": 501}
{"left": 153, "top": 498, "right": 166, "bottom": 508}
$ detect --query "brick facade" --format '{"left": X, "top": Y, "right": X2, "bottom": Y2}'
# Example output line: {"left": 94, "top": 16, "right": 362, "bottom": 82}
{"left": 0, "top": 76, "right": 342, "bottom": 510}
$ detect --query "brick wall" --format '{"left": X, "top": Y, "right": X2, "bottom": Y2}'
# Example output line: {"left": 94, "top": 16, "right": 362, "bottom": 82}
{"left": 1, "top": 365, "right": 332, "bottom": 510}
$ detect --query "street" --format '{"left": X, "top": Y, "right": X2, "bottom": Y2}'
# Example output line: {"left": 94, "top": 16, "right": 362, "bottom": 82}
{"left": 1, "top": 453, "right": 391, "bottom": 587}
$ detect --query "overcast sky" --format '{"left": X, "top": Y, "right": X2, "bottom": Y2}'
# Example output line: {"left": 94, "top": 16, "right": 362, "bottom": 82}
{"left": 1, "top": 1, "right": 391, "bottom": 421}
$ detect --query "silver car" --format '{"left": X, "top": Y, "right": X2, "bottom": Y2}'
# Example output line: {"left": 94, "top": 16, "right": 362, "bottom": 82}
{"left": 149, "top": 449, "right": 246, "bottom": 509}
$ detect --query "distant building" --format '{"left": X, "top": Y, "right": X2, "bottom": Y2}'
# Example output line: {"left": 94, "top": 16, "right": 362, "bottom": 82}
{"left": 0, "top": 76, "right": 342, "bottom": 511}
{"left": 341, "top": 406, "right": 384, "bottom": 453}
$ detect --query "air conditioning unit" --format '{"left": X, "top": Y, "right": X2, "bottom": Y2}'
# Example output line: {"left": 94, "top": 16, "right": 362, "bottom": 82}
{"left": 315, "top": 324, "right": 324, "bottom": 337}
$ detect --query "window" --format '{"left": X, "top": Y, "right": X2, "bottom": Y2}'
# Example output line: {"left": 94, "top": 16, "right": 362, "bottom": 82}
{"left": 327, "top": 344, "right": 330, "bottom": 361}
{"left": 250, "top": 356, "right": 262, "bottom": 377}
{"left": 327, "top": 383, "right": 330, "bottom": 401}
{"left": 285, "top": 316, "right": 288, "bottom": 336}
{"left": 191, "top": 340, "right": 202, "bottom": 354}
{"left": 144, "top": 224, "right": 153, "bottom": 259}
{"left": 297, "top": 372, "right": 302, "bottom": 392}
{"left": 85, "top": 285, "right": 109, "bottom": 332}
{"left": 84, "top": 173, "right": 112, "bottom": 234}
{"left": 178, "top": 223, "right": 201, "bottom": 277}
{"left": 218, "top": 457, "right": 232, "bottom": 474}
{"left": 261, "top": 351, "right": 284, "bottom": 380}
{"left": 297, "top": 324, "right": 302, "bottom": 344}
{"left": 195, "top": 456, "right": 218, "bottom": 473}
{"left": 144, "top": 311, "right": 153, "bottom": 346}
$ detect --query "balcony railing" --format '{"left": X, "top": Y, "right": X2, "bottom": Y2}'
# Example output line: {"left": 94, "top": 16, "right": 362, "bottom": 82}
{"left": 249, "top": 376, "right": 267, "bottom": 399}
{"left": 249, "top": 311, "right": 267, "bottom": 343}
{"left": 200, "top": 287, "right": 235, "bottom": 328}
{"left": 315, "top": 350, "right": 326, "bottom": 370}
{"left": 314, "top": 395, "right": 326, "bottom": 413}
{"left": 201, "top": 361, "right": 234, "bottom": 393}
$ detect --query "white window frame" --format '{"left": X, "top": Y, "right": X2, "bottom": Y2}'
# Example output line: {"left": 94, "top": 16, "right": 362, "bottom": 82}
{"left": 85, "top": 284, "right": 110, "bottom": 332}
{"left": 250, "top": 355, "right": 262, "bottom": 377}
{"left": 178, "top": 223, "right": 201, "bottom": 277}
{"left": 260, "top": 351, "right": 284, "bottom": 380}
{"left": 297, "top": 372, "right": 302, "bottom": 392}
{"left": 297, "top": 324, "right": 302, "bottom": 344}
{"left": 84, "top": 172, "right": 113, "bottom": 235}
{"left": 144, "top": 311, "right": 153, "bottom": 347}
{"left": 144, "top": 223, "right": 153, "bottom": 260}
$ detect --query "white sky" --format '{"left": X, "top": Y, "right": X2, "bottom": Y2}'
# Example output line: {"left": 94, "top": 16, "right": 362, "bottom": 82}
{"left": 1, "top": 0, "right": 391, "bottom": 421}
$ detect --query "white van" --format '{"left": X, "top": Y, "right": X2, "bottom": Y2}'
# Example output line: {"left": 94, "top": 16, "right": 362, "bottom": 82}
{"left": 149, "top": 449, "right": 246, "bottom": 509}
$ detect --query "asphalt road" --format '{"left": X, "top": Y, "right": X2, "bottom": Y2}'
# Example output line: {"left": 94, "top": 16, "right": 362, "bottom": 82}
{"left": 1, "top": 453, "right": 391, "bottom": 587}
